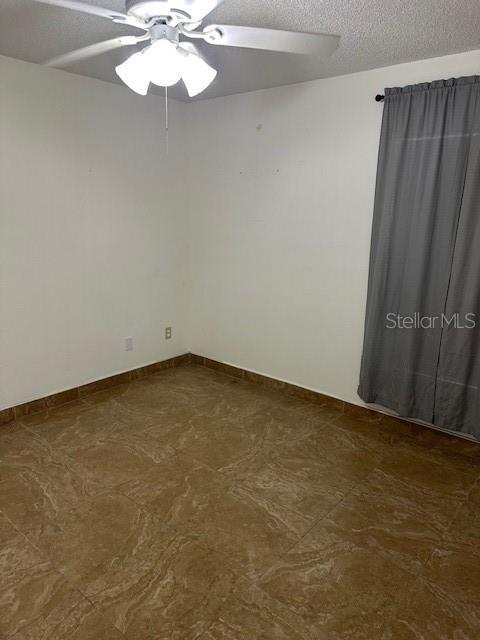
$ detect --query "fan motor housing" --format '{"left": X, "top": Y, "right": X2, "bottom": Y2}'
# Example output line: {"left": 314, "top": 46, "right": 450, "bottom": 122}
{"left": 126, "top": 1, "right": 190, "bottom": 21}
{"left": 150, "top": 23, "right": 179, "bottom": 43}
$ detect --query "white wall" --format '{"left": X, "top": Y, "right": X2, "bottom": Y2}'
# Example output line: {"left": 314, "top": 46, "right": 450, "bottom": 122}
{"left": 186, "top": 49, "right": 480, "bottom": 406}
{"left": 0, "top": 55, "right": 190, "bottom": 409}
{"left": 2, "top": 49, "right": 480, "bottom": 411}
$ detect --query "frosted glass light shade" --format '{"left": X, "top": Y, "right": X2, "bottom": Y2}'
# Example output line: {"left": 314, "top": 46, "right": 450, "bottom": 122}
{"left": 116, "top": 38, "right": 218, "bottom": 97}
{"left": 115, "top": 51, "right": 150, "bottom": 96}
{"left": 181, "top": 51, "right": 217, "bottom": 97}
{"left": 143, "top": 39, "right": 183, "bottom": 87}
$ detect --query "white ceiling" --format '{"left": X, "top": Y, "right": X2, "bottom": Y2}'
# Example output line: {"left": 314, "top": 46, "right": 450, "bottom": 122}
{"left": 1, "top": 0, "right": 480, "bottom": 100}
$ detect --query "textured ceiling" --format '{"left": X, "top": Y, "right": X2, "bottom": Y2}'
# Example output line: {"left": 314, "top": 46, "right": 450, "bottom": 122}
{"left": 1, "top": 0, "right": 480, "bottom": 100}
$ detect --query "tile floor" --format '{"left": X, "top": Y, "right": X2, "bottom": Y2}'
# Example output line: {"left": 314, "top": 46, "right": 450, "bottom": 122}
{"left": 0, "top": 364, "right": 479, "bottom": 639}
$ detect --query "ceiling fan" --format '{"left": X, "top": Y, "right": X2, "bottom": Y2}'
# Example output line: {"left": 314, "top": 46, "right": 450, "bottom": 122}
{"left": 33, "top": 0, "right": 340, "bottom": 98}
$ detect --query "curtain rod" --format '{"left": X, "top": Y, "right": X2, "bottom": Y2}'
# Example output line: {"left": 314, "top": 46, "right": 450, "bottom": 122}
{"left": 375, "top": 94, "right": 385, "bottom": 102}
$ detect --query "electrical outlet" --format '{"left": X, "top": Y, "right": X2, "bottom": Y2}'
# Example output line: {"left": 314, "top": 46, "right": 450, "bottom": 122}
{"left": 125, "top": 337, "right": 133, "bottom": 351}
{"left": 165, "top": 327, "right": 172, "bottom": 340}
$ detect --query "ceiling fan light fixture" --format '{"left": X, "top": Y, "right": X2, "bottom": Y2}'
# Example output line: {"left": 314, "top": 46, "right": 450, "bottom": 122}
{"left": 143, "top": 39, "right": 184, "bottom": 87}
{"left": 180, "top": 49, "right": 217, "bottom": 97}
{"left": 115, "top": 51, "right": 150, "bottom": 95}
{"left": 38, "top": 0, "right": 340, "bottom": 101}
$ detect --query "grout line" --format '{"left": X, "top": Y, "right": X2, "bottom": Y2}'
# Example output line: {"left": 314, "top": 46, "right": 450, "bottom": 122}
{"left": 1, "top": 489, "right": 147, "bottom": 640}
{"left": 271, "top": 477, "right": 363, "bottom": 563}
{"left": 253, "top": 452, "right": 409, "bottom": 584}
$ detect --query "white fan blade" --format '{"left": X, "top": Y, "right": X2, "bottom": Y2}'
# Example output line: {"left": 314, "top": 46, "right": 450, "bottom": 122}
{"left": 203, "top": 24, "right": 340, "bottom": 56}
{"left": 45, "top": 35, "right": 145, "bottom": 68}
{"left": 32, "top": 0, "right": 133, "bottom": 24}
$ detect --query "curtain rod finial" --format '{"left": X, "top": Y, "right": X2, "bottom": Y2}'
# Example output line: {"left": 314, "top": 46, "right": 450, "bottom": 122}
{"left": 375, "top": 94, "right": 385, "bottom": 102}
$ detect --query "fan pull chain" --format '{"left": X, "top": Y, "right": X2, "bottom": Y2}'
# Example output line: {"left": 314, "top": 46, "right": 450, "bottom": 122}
{"left": 165, "top": 86, "right": 169, "bottom": 156}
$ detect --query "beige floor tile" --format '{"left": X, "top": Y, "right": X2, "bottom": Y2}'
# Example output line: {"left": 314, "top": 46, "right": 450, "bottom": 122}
{"left": 325, "top": 468, "right": 459, "bottom": 574}
{"left": 29, "top": 492, "right": 171, "bottom": 590}
{"left": 383, "top": 577, "right": 480, "bottom": 640}
{"left": 124, "top": 458, "right": 309, "bottom": 581}
{"left": 18, "top": 399, "right": 94, "bottom": 430}
{"left": 1, "top": 364, "right": 479, "bottom": 639}
{"left": 16, "top": 599, "right": 125, "bottom": 640}
{"left": 397, "top": 420, "right": 480, "bottom": 464}
{"left": 200, "top": 578, "right": 316, "bottom": 640}
{"left": 0, "top": 512, "right": 47, "bottom": 582}
{"left": 235, "top": 450, "right": 350, "bottom": 524}
{"left": 447, "top": 479, "right": 480, "bottom": 545}
{"left": 272, "top": 421, "right": 384, "bottom": 484}
{"left": 89, "top": 530, "right": 239, "bottom": 640}
{"left": 258, "top": 520, "right": 415, "bottom": 640}
{"left": 120, "top": 454, "right": 229, "bottom": 526}
{"left": 84, "top": 369, "right": 234, "bottom": 423}
{"left": 60, "top": 431, "right": 176, "bottom": 495}
{"left": 20, "top": 403, "right": 126, "bottom": 454}
{"left": 0, "top": 450, "right": 89, "bottom": 541}
{"left": 196, "top": 484, "right": 311, "bottom": 580}
{"left": 230, "top": 402, "right": 324, "bottom": 449}
{"left": 21, "top": 405, "right": 175, "bottom": 494}
{"left": 0, "top": 562, "right": 85, "bottom": 638}
{"left": 422, "top": 539, "right": 480, "bottom": 627}
{"left": 175, "top": 414, "right": 274, "bottom": 474}
{"left": 20, "top": 400, "right": 179, "bottom": 496}
{"left": 331, "top": 413, "right": 407, "bottom": 448}
{"left": 0, "top": 424, "right": 57, "bottom": 481}
{"left": 378, "top": 437, "right": 478, "bottom": 498}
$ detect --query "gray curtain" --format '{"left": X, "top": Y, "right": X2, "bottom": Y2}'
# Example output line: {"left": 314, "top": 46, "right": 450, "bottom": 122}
{"left": 358, "top": 76, "right": 480, "bottom": 440}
